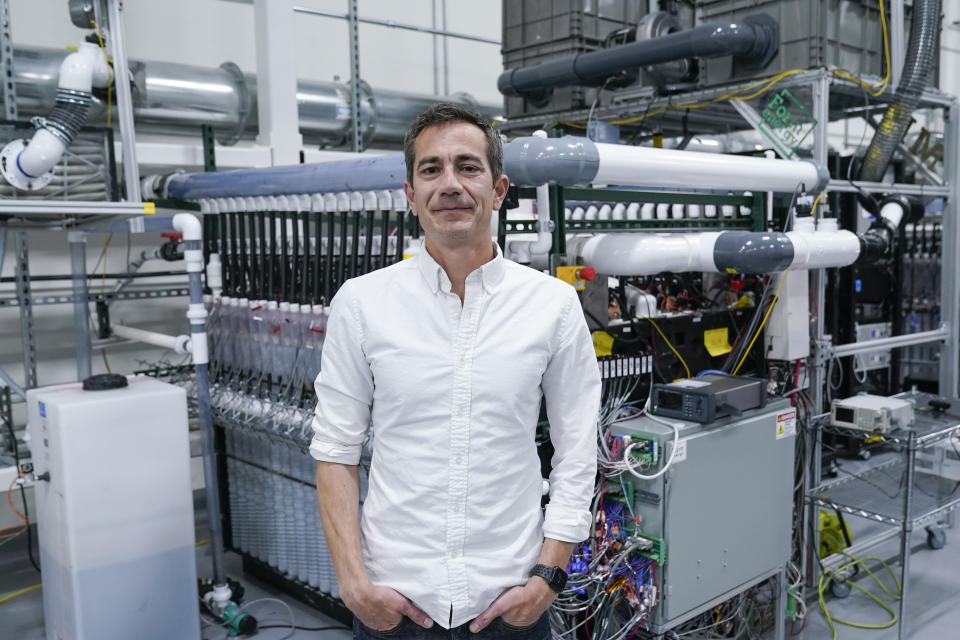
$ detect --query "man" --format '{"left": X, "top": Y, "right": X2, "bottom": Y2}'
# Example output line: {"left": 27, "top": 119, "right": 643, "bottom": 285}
{"left": 311, "top": 102, "right": 601, "bottom": 639}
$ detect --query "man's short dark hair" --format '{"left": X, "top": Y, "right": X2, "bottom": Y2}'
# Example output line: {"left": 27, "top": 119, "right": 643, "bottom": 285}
{"left": 403, "top": 102, "right": 502, "bottom": 185}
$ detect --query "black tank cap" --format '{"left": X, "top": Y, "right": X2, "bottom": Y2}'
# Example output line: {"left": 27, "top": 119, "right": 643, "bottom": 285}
{"left": 82, "top": 373, "right": 128, "bottom": 391}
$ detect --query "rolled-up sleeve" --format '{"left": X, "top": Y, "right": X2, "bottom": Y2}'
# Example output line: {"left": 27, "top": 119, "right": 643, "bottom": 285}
{"left": 310, "top": 281, "right": 373, "bottom": 465}
{"left": 540, "top": 288, "right": 601, "bottom": 542}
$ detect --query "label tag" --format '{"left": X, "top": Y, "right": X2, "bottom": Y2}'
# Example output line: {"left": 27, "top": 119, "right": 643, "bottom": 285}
{"left": 672, "top": 438, "right": 688, "bottom": 463}
{"left": 38, "top": 401, "right": 46, "bottom": 418}
{"left": 776, "top": 410, "right": 797, "bottom": 439}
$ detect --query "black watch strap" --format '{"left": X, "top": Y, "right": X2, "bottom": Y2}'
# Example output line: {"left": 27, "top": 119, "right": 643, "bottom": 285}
{"left": 529, "top": 564, "right": 567, "bottom": 593}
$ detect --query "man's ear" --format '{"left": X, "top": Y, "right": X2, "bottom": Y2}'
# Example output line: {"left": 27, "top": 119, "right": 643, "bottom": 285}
{"left": 492, "top": 174, "right": 510, "bottom": 211}
{"left": 403, "top": 179, "right": 417, "bottom": 216}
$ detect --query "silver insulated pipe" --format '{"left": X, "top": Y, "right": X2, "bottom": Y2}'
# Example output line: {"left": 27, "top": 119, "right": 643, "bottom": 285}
{"left": 12, "top": 46, "right": 498, "bottom": 148}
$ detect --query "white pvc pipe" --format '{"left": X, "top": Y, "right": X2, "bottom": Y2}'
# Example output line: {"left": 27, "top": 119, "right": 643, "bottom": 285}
{"left": 580, "top": 228, "right": 861, "bottom": 275}
{"left": 592, "top": 142, "right": 824, "bottom": 193}
{"left": 16, "top": 43, "right": 110, "bottom": 180}
{"left": 530, "top": 131, "right": 553, "bottom": 254}
{"left": 581, "top": 232, "right": 721, "bottom": 275}
{"left": 786, "top": 229, "right": 861, "bottom": 269}
{"left": 112, "top": 324, "right": 191, "bottom": 354}
{"left": 879, "top": 201, "right": 905, "bottom": 229}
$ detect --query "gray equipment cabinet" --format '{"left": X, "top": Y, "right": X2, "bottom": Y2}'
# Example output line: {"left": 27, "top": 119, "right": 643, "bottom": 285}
{"left": 614, "top": 399, "right": 795, "bottom": 639}
{"left": 809, "top": 391, "right": 960, "bottom": 640}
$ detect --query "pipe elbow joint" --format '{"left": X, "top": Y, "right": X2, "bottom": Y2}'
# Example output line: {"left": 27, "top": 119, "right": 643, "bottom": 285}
{"left": 502, "top": 135, "right": 600, "bottom": 186}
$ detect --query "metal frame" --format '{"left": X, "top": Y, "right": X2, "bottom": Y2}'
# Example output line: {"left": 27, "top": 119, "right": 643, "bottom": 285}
{"left": 808, "top": 392, "right": 960, "bottom": 639}
{"left": 0, "top": 0, "right": 17, "bottom": 121}
{"left": 14, "top": 231, "right": 37, "bottom": 389}
{"left": 347, "top": 0, "right": 363, "bottom": 153}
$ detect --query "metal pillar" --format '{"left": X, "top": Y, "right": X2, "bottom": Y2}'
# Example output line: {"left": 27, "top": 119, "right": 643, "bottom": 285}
{"left": 803, "top": 71, "right": 831, "bottom": 591}
{"left": 253, "top": 0, "right": 302, "bottom": 165}
{"left": 939, "top": 99, "right": 960, "bottom": 396}
{"left": 68, "top": 232, "right": 92, "bottom": 381}
{"left": 106, "top": 0, "right": 142, "bottom": 202}
{"left": 14, "top": 232, "right": 37, "bottom": 389}
{"left": 347, "top": 0, "right": 363, "bottom": 153}
{"left": 431, "top": 0, "right": 449, "bottom": 96}
{"left": 890, "top": 0, "right": 905, "bottom": 88}
{"left": 896, "top": 431, "right": 918, "bottom": 640}
{"left": 0, "top": 0, "right": 17, "bottom": 121}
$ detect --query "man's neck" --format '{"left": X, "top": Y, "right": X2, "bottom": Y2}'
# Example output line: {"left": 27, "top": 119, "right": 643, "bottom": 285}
{"left": 424, "top": 235, "right": 495, "bottom": 303}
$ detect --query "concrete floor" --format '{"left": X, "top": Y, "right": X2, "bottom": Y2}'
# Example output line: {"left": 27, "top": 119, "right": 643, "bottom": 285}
{"left": 2, "top": 495, "right": 960, "bottom": 639}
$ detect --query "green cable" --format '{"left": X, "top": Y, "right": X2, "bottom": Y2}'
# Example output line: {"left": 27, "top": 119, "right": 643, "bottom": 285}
{"left": 0, "top": 527, "right": 26, "bottom": 548}
{"left": 818, "top": 551, "right": 902, "bottom": 640}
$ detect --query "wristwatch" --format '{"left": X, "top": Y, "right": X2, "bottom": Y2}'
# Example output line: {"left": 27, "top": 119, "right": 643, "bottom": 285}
{"left": 529, "top": 564, "right": 567, "bottom": 593}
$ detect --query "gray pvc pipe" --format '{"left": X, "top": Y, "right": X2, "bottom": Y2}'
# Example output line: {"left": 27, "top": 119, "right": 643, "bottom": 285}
{"left": 498, "top": 16, "right": 779, "bottom": 102}
{"left": 713, "top": 231, "right": 794, "bottom": 273}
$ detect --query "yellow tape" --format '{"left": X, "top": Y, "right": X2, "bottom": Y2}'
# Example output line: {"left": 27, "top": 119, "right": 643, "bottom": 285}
{"left": 143, "top": 202, "right": 156, "bottom": 215}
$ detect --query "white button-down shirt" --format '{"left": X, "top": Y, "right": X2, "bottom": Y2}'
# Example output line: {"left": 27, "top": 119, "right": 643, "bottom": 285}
{"left": 310, "top": 243, "right": 600, "bottom": 628}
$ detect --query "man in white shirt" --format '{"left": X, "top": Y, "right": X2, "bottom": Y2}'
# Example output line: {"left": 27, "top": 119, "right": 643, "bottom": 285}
{"left": 311, "top": 103, "right": 601, "bottom": 638}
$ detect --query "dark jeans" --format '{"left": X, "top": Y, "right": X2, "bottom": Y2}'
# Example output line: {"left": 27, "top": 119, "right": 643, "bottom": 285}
{"left": 353, "top": 613, "right": 550, "bottom": 640}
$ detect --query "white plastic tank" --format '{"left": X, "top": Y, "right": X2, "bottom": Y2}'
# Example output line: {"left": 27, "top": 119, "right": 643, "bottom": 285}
{"left": 26, "top": 375, "right": 200, "bottom": 640}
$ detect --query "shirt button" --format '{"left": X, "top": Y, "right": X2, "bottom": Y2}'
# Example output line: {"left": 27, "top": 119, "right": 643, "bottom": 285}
{"left": 453, "top": 504, "right": 461, "bottom": 513}
{"left": 455, "top": 456, "right": 463, "bottom": 465}
{"left": 450, "top": 551, "right": 458, "bottom": 558}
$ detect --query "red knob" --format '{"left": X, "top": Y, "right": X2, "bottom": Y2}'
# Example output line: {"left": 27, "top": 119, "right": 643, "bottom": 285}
{"left": 162, "top": 232, "right": 183, "bottom": 241}
{"left": 577, "top": 266, "right": 596, "bottom": 281}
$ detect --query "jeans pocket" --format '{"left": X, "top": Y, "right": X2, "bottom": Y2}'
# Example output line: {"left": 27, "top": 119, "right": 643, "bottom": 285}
{"left": 497, "top": 614, "right": 542, "bottom": 633}
{"left": 356, "top": 617, "right": 407, "bottom": 637}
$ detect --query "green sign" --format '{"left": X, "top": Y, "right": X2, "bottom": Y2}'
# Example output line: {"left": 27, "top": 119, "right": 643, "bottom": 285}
{"left": 758, "top": 89, "right": 817, "bottom": 158}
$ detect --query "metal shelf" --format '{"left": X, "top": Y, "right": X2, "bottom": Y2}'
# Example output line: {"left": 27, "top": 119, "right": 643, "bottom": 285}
{"left": 813, "top": 460, "right": 960, "bottom": 527}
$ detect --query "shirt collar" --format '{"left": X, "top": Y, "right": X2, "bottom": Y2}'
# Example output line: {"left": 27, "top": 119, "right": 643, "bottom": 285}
{"left": 416, "top": 240, "right": 505, "bottom": 295}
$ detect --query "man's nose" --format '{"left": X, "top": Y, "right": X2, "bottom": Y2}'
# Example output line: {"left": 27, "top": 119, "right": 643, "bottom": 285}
{"left": 438, "top": 166, "right": 462, "bottom": 194}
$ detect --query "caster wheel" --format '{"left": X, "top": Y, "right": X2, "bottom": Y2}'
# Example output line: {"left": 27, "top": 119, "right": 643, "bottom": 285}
{"left": 926, "top": 526, "right": 946, "bottom": 550}
{"left": 859, "top": 449, "right": 872, "bottom": 461}
{"left": 831, "top": 579, "right": 852, "bottom": 599}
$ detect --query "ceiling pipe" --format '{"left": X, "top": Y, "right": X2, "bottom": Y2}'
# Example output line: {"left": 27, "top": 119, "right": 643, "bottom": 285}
{"left": 11, "top": 46, "right": 497, "bottom": 149}
{"left": 498, "top": 16, "right": 779, "bottom": 105}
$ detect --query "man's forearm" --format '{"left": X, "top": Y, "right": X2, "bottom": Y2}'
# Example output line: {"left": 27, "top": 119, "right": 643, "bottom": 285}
{"left": 315, "top": 461, "right": 369, "bottom": 600}
{"left": 538, "top": 537, "right": 575, "bottom": 569}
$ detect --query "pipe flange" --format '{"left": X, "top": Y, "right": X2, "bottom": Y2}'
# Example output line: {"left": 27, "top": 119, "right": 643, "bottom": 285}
{"left": 0, "top": 139, "right": 54, "bottom": 191}
{"left": 216, "top": 61, "right": 252, "bottom": 147}
{"left": 738, "top": 14, "right": 779, "bottom": 70}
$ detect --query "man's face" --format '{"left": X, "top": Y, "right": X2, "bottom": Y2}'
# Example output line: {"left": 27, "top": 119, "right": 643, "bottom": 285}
{"left": 403, "top": 121, "right": 509, "bottom": 245}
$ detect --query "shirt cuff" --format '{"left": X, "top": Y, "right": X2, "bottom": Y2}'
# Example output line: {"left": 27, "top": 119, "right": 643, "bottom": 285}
{"left": 309, "top": 434, "right": 363, "bottom": 465}
{"left": 542, "top": 503, "right": 593, "bottom": 543}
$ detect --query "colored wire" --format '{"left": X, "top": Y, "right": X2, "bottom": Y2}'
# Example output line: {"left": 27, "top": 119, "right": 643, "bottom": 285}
{"left": 645, "top": 318, "right": 690, "bottom": 379}
{"left": 0, "top": 583, "right": 41, "bottom": 604}
{"left": 732, "top": 271, "right": 790, "bottom": 375}
{"left": 90, "top": 20, "right": 113, "bottom": 126}
{"left": 818, "top": 552, "right": 900, "bottom": 640}
{"left": 810, "top": 192, "right": 827, "bottom": 218}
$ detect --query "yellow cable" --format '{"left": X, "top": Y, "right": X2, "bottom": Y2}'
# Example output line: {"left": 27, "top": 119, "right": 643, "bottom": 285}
{"left": 646, "top": 317, "right": 691, "bottom": 379}
{"left": 90, "top": 19, "right": 112, "bottom": 126}
{"left": 810, "top": 192, "right": 826, "bottom": 217}
{"left": 817, "top": 552, "right": 901, "bottom": 640}
{"left": 732, "top": 271, "right": 789, "bottom": 375}
{"left": 0, "top": 583, "right": 41, "bottom": 604}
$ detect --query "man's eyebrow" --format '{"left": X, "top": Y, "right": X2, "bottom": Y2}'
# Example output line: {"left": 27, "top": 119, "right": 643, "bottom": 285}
{"left": 456, "top": 153, "right": 484, "bottom": 165}
{"left": 417, "top": 156, "right": 441, "bottom": 169}
{"left": 416, "top": 153, "right": 485, "bottom": 169}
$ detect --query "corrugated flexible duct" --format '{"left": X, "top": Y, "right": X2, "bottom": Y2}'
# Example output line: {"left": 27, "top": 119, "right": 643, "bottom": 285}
{"left": 11, "top": 46, "right": 498, "bottom": 148}
{"left": 858, "top": 0, "right": 942, "bottom": 182}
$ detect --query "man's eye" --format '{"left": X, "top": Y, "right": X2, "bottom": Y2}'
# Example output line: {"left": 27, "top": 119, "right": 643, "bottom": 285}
{"left": 461, "top": 165, "right": 481, "bottom": 173}
{"left": 421, "top": 167, "right": 438, "bottom": 175}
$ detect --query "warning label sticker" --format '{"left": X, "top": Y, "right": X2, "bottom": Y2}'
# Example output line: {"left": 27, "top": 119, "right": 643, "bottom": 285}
{"left": 776, "top": 410, "right": 797, "bottom": 439}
